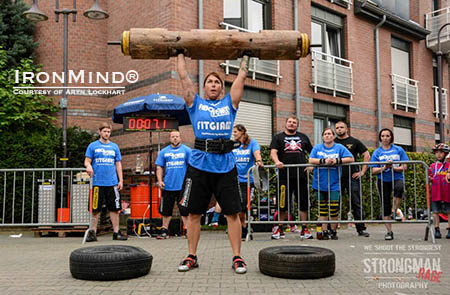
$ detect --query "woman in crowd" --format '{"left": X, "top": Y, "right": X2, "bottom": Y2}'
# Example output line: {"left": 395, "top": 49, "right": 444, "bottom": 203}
{"left": 309, "top": 128, "right": 354, "bottom": 240}
{"left": 370, "top": 128, "right": 409, "bottom": 240}
{"left": 232, "top": 124, "right": 263, "bottom": 240}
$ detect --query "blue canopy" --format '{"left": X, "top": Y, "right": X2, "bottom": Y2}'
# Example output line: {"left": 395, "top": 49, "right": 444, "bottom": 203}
{"left": 112, "top": 93, "right": 190, "bottom": 126}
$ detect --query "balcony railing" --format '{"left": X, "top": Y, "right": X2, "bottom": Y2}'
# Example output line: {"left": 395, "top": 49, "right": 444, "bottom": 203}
{"left": 219, "top": 22, "right": 282, "bottom": 85}
{"left": 310, "top": 50, "right": 354, "bottom": 99}
{"left": 328, "top": 0, "right": 352, "bottom": 10}
{"left": 425, "top": 6, "right": 450, "bottom": 52}
{"left": 391, "top": 74, "right": 419, "bottom": 113}
{"left": 433, "top": 86, "right": 448, "bottom": 119}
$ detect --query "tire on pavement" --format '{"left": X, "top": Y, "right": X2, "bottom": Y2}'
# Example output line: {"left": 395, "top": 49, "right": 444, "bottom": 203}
{"left": 259, "top": 246, "right": 335, "bottom": 279}
{"left": 70, "top": 245, "right": 152, "bottom": 281}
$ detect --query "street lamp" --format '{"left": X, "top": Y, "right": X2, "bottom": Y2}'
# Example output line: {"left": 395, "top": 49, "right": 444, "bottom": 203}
{"left": 23, "top": 0, "right": 109, "bottom": 167}
{"left": 437, "top": 23, "right": 450, "bottom": 143}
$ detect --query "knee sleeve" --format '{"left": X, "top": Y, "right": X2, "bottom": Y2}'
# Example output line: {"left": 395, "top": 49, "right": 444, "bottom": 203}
{"left": 329, "top": 201, "right": 339, "bottom": 218}
{"left": 319, "top": 200, "right": 328, "bottom": 217}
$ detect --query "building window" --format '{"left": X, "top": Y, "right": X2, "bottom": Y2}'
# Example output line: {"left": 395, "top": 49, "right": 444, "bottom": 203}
{"left": 432, "top": 0, "right": 439, "bottom": 12}
{"left": 223, "top": 0, "right": 272, "bottom": 30}
{"left": 391, "top": 37, "right": 410, "bottom": 78}
{"left": 393, "top": 116, "right": 414, "bottom": 152}
{"left": 310, "top": 7, "right": 353, "bottom": 98}
{"left": 435, "top": 123, "right": 441, "bottom": 144}
{"left": 226, "top": 85, "right": 273, "bottom": 145}
{"left": 391, "top": 36, "right": 418, "bottom": 113}
{"left": 311, "top": 6, "right": 344, "bottom": 58}
{"left": 371, "top": 0, "right": 409, "bottom": 20}
{"left": 313, "top": 101, "right": 347, "bottom": 144}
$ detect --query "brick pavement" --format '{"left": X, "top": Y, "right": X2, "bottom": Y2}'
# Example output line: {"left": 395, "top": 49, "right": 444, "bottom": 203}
{"left": 0, "top": 223, "right": 448, "bottom": 295}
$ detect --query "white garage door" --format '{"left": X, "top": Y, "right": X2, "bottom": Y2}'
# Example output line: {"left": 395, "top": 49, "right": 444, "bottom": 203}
{"left": 234, "top": 101, "right": 272, "bottom": 145}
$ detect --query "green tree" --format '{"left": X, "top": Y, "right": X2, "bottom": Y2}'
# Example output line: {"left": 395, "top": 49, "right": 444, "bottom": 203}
{"left": 0, "top": 48, "right": 58, "bottom": 132}
{"left": 0, "top": 0, "right": 36, "bottom": 68}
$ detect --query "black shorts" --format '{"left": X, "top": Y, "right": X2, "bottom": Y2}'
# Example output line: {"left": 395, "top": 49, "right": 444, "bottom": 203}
{"left": 160, "top": 190, "right": 188, "bottom": 217}
{"left": 278, "top": 174, "right": 309, "bottom": 212}
{"left": 92, "top": 185, "right": 121, "bottom": 213}
{"left": 376, "top": 179, "right": 404, "bottom": 217}
{"left": 180, "top": 165, "right": 242, "bottom": 215}
{"left": 239, "top": 183, "right": 255, "bottom": 213}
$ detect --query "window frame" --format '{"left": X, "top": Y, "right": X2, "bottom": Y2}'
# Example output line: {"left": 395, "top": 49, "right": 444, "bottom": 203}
{"left": 313, "top": 101, "right": 347, "bottom": 144}
{"left": 391, "top": 36, "right": 411, "bottom": 78}
{"left": 223, "top": 0, "right": 272, "bottom": 30}
{"left": 311, "top": 17, "right": 345, "bottom": 58}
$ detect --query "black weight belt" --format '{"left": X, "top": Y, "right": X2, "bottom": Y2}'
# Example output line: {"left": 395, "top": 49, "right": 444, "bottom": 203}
{"left": 194, "top": 138, "right": 241, "bottom": 154}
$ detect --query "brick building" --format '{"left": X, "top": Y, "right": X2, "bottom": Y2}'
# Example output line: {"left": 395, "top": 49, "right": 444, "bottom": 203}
{"left": 31, "top": 0, "right": 450, "bottom": 176}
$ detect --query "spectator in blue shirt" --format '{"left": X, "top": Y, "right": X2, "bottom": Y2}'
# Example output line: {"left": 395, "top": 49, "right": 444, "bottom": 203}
{"left": 156, "top": 130, "right": 192, "bottom": 239}
{"left": 371, "top": 128, "right": 409, "bottom": 241}
{"left": 84, "top": 122, "right": 127, "bottom": 242}
{"left": 309, "top": 128, "right": 354, "bottom": 240}
{"left": 232, "top": 124, "right": 263, "bottom": 240}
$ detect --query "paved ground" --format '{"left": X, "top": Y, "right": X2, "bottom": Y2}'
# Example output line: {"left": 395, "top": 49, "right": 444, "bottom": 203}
{"left": 0, "top": 223, "right": 448, "bottom": 295}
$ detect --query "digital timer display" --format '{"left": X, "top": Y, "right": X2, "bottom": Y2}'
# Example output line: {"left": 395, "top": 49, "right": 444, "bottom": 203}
{"left": 123, "top": 117, "right": 179, "bottom": 131}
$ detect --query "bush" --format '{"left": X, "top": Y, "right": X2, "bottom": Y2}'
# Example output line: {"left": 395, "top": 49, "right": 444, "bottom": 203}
{"left": 0, "top": 127, "right": 95, "bottom": 223}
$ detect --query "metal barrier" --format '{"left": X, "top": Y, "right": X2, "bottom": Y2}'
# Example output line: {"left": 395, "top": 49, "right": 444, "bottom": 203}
{"left": 0, "top": 168, "right": 90, "bottom": 227}
{"left": 246, "top": 161, "right": 435, "bottom": 243}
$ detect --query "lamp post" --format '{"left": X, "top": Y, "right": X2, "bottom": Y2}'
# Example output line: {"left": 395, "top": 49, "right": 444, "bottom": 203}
{"left": 23, "top": 0, "right": 109, "bottom": 167}
{"left": 436, "top": 23, "right": 450, "bottom": 143}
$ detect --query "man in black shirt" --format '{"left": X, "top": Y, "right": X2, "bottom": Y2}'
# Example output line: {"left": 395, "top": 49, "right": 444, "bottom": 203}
{"left": 335, "top": 121, "right": 370, "bottom": 237}
{"left": 270, "top": 116, "right": 313, "bottom": 240}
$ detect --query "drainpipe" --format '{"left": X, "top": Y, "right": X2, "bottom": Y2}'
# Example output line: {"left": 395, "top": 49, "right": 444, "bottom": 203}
{"left": 294, "top": 0, "right": 300, "bottom": 123}
{"left": 375, "top": 15, "right": 386, "bottom": 138}
{"left": 199, "top": 0, "right": 204, "bottom": 96}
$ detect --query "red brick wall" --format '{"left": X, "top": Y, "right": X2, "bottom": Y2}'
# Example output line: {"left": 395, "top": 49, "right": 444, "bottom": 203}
{"left": 31, "top": 0, "right": 450, "bottom": 173}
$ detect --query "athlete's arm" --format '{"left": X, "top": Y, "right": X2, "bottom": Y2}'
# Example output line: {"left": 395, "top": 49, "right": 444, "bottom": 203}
{"left": 254, "top": 150, "right": 263, "bottom": 167}
{"left": 230, "top": 55, "right": 249, "bottom": 109}
{"left": 84, "top": 157, "right": 93, "bottom": 177}
{"left": 271, "top": 148, "right": 283, "bottom": 169}
{"left": 156, "top": 165, "right": 165, "bottom": 189}
{"left": 115, "top": 161, "right": 123, "bottom": 191}
{"left": 177, "top": 53, "right": 195, "bottom": 107}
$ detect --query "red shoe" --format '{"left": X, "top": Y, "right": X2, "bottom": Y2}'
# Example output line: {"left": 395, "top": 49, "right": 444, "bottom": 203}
{"left": 232, "top": 256, "right": 247, "bottom": 274}
{"left": 178, "top": 255, "right": 198, "bottom": 272}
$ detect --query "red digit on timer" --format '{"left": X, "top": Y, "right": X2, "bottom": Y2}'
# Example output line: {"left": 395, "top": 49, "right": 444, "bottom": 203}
{"left": 137, "top": 119, "right": 144, "bottom": 129}
{"left": 145, "top": 119, "right": 151, "bottom": 129}
{"left": 129, "top": 118, "right": 135, "bottom": 129}
{"left": 153, "top": 119, "right": 159, "bottom": 129}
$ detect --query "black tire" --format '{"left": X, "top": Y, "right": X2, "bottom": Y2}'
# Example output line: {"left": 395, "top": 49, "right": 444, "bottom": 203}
{"left": 70, "top": 245, "right": 152, "bottom": 281}
{"left": 259, "top": 246, "right": 335, "bottom": 279}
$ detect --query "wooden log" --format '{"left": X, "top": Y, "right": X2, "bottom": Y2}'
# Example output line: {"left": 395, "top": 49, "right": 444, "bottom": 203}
{"left": 121, "top": 28, "right": 310, "bottom": 60}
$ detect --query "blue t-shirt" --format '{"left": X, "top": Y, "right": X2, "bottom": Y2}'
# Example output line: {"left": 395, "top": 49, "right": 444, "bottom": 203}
{"left": 187, "top": 93, "right": 237, "bottom": 173}
{"left": 155, "top": 144, "right": 191, "bottom": 191}
{"left": 233, "top": 139, "right": 260, "bottom": 183}
{"left": 370, "top": 144, "right": 409, "bottom": 182}
{"left": 310, "top": 143, "right": 353, "bottom": 192}
{"left": 85, "top": 140, "right": 122, "bottom": 186}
